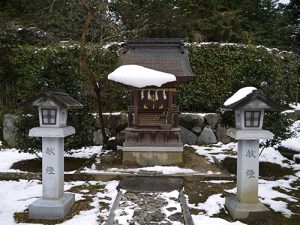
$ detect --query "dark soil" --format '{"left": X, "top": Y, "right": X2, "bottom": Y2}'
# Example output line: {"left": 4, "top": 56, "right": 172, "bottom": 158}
{"left": 221, "top": 157, "right": 294, "bottom": 179}
{"left": 10, "top": 157, "right": 87, "bottom": 173}
{"left": 183, "top": 146, "right": 223, "bottom": 174}
{"left": 277, "top": 146, "right": 298, "bottom": 160}
{"left": 184, "top": 179, "right": 235, "bottom": 220}
{"left": 95, "top": 149, "right": 141, "bottom": 170}
{"left": 94, "top": 147, "right": 225, "bottom": 175}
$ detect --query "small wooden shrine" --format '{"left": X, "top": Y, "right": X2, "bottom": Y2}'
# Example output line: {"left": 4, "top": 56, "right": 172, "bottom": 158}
{"left": 113, "top": 38, "right": 194, "bottom": 165}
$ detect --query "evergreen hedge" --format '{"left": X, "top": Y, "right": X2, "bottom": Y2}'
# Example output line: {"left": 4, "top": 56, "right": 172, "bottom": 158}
{"left": 0, "top": 43, "right": 298, "bottom": 152}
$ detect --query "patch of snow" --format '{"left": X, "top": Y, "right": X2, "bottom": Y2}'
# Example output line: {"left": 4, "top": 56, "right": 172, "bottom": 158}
{"left": 225, "top": 176, "right": 298, "bottom": 217}
{"left": 66, "top": 146, "right": 102, "bottom": 158}
{"left": 0, "top": 149, "right": 38, "bottom": 172}
{"left": 281, "top": 109, "right": 295, "bottom": 114}
{"left": 224, "top": 87, "right": 257, "bottom": 106}
{"left": 0, "top": 179, "right": 119, "bottom": 225}
{"left": 102, "top": 42, "right": 122, "bottom": 49}
{"left": 258, "top": 176, "right": 298, "bottom": 217}
{"left": 204, "top": 180, "right": 234, "bottom": 184}
{"left": 0, "top": 180, "right": 42, "bottom": 225}
{"left": 181, "top": 112, "right": 211, "bottom": 117}
{"left": 278, "top": 0, "right": 290, "bottom": 5}
{"left": 160, "top": 190, "right": 182, "bottom": 219}
{"left": 281, "top": 120, "right": 300, "bottom": 152}
{"left": 114, "top": 201, "right": 137, "bottom": 225}
{"left": 189, "top": 42, "right": 292, "bottom": 55}
{"left": 191, "top": 142, "right": 237, "bottom": 163}
{"left": 192, "top": 215, "right": 246, "bottom": 225}
{"left": 102, "top": 166, "right": 195, "bottom": 175}
{"left": 189, "top": 194, "right": 225, "bottom": 216}
{"left": 102, "top": 112, "right": 123, "bottom": 116}
{"left": 108, "top": 65, "right": 176, "bottom": 88}
{"left": 259, "top": 147, "right": 292, "bottom": 168}
{"left": 0, "top": 146, "right": 103, "bottom": 173}
{"left": 289, "top": 102, "right": 300, "bottom": 110}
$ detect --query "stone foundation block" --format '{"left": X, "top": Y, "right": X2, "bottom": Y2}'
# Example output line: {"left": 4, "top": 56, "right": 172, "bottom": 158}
{"left": 225, "top": 195, "right": 269, "bottom": 219}
{"left": 123, "top": 151, "right": 183, "bottom": 166}
{"left": 29, "top": 193, "right": 75, "bottom": 220}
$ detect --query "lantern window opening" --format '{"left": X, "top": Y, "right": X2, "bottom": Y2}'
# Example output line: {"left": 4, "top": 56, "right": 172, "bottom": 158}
{"left": 42, "top": 108, "right": 57, "bottom": 125}
{"left": 244, "top": 111, "right": 261, "bottom": 127}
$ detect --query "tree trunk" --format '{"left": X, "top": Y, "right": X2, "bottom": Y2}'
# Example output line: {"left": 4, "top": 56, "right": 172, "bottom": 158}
{"left": 79, "top": 0, "right": 108, "bottom": 145}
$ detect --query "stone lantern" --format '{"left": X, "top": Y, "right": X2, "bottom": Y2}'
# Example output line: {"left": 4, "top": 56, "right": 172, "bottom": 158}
{"left": 223, "top": 87, "right": 281, "bottom": 219}
{"left": 23, "top": 88, "right": 82, "bottom": 220}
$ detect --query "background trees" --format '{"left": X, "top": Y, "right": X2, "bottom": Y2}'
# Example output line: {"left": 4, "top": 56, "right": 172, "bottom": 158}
{"left": 0, "top": 0, "right": 299, "bottom": 150}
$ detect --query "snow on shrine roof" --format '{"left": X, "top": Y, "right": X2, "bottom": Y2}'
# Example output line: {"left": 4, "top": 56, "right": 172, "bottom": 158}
{"left": 23, "top": 88, "right": 83, "bottom": 108}
{"left": 223, "top": 87, "right": 281, "bottom": 110}
{"left": 119, "top": 38, "right": 194, "bottom": 83}
{"left": 108, "top": 65, "right": 176, "bottom": 88}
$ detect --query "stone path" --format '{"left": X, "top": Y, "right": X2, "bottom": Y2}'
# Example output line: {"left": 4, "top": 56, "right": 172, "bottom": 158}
{"left": 106, "top": 177, "right": 193, "bottom": 225}
{"left": 113, "top": 192, "right": 184, "bottom": 225}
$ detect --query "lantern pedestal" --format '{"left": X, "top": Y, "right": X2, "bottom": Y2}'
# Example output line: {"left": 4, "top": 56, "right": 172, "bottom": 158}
{"left": 225, "top": 195, "right": 269, "bottom": 219}
{"left": 28, "top": 126, "right": 75, "bottom": 220}
{"left": 225, "top": 128, "right": 273, "bottom": 219}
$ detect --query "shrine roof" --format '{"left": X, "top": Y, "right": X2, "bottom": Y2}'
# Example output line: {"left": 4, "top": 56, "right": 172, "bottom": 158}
{"left": 119, "top": 38, "right": 195, "bottom": 83}
{"left": 23, "top": 88, "right": 83, "bottom": 108}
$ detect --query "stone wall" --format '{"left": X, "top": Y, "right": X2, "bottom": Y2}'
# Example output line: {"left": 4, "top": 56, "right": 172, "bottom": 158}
{"left": 93, "top": 112, "right": 231, "bottom": 146}
{"left": 2, "top": 113, "right": 18, "bottom": 148}
{"left": 179, "top": 113, "right": 231, "bottom": 145}
{"left": 2, "top": 112, "right": 231, "bottom": 148}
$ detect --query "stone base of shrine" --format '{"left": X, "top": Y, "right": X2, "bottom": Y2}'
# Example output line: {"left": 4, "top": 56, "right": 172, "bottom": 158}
{"left": 122, "top": 147, "right": 183, "bottom": 166}
{"left": 225, "top": 195, "right": 270, "bottom": 219}
{"left": 29, "top": 193, "right": 74, "bottom": 220}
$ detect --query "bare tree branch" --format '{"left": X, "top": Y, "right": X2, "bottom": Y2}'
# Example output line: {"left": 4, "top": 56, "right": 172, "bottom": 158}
{"left": 49, "top": 0, "right": 57, "bottom": 13}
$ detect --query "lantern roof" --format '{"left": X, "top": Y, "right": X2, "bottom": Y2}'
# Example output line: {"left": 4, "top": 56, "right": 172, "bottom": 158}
{"left": 223, "top": 88, "right": 281, "bottom": 111}
{"left": 23, "top": 88, "right": 83, "bottom": 109}
{"left": 118, "top": 38, "right": 195, "bottom": 83}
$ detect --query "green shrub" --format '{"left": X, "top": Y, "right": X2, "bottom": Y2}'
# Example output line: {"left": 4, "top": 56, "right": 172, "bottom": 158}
{"left": 178, "top": 43, "right": 299, "bottom": 146}
{"left": 177, "top": 43, "right": 298, "bottom": 112}
{"left": 0, "top": 42, "right": 298, "bottom": 151}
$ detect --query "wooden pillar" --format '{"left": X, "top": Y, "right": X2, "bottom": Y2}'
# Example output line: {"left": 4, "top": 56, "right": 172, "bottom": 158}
{"left": 167, "top": 89, "right": 173, "bottom": 125}
{"left": 133, "top": 89, "right": 139, "bottom": 127}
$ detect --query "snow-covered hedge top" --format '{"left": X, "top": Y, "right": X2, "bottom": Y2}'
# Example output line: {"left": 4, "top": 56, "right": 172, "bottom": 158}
{"left": 224, "top": 87, "right": 257, "bottom": 106}
{"left": 108, "top": 65, "right": 176, "bottom": 88}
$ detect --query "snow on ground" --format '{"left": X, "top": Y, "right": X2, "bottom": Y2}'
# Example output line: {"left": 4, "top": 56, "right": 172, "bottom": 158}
{"left": 83, "top": 165, "right": 196, "bottom": 175}
{"left": 192, "top": 215, "right": 246, "bottom": 225}
{"left": 278, "top": 0, "right": 290, "bottom": 5}
{"left": 192, "top": 140, "right": 298, "bottom": 170}
{"left": 108, "top": 65, "right": 176, "bottom": 88}
{"left": 281, "top": 120, "right": 300, "bottom": 152}
{"left": 0, "top": 148, "right": 37, "bottom": 172}
{"left": 224, "top": 87, "right": 257, "bottom": 106}
{"left": 186, "top": 189, "right": 246, "bottom": 225}
{"left": 0, "top": 146, "right": 102, "bottom": 173}
{"left": 0, "top": 179, "right": 118, "bottom": 225}
{"left": 191, "top": 142, "right": 237, "bottom": 163}
{"left": 259, "top": 146, "right": 292, "bottom": 168}
{"left": 65, "top": 146, "right": 102, "bottom": 158}
{"left": 289, "top": 102, "right": 300, "bottom": 110}
{"left": 258, "top": 176, "right": 298, "bottom": 217}
{"left": 225, "top": 175, "right": 299, "bottom": 218}
{"left": 189, "top": 193, "right": 225, "bottom": 216}
{"left": 160, "top": 190, "right": 182, "bottom": 218}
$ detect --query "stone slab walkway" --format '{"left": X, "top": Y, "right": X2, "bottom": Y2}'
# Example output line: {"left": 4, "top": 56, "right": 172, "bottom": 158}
{"left": 106, "top": 177, "right": 194, "bottom": 225}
